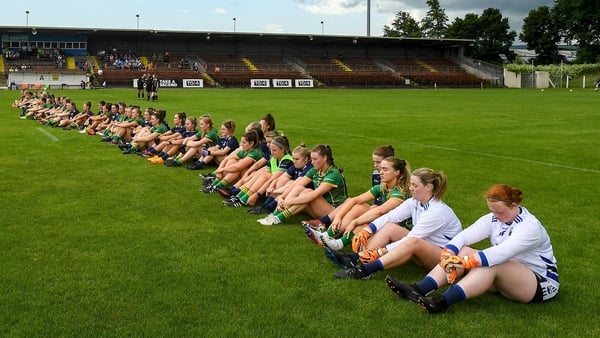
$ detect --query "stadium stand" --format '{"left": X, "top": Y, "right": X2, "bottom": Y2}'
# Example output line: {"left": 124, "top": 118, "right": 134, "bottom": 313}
{"left": 300, "top": 56, "right": 406, "bottom": 87}
{"left": 389, "top": 58, "right": 485, "bottom": 87}
{"left": 1, "top": 26, "right": 496, "bottom": 88}
{"left": 203, "top": 54, "right": 310, "bottom": 87}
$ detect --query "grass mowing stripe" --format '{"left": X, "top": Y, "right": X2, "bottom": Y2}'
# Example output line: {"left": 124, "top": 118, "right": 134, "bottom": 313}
{"left": 286, "top": 123, "right": 600, "bottom": 174}
{"left": 36, "top": 127, "right": 59, "bottom": 142}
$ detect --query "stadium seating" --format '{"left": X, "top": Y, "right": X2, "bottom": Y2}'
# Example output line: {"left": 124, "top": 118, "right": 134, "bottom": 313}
{"left": 1, "top": 49, "right": 487, "bottom": 88}
{"left": 389, "top": 58, "right": 485, "bottom": 87}
{"left": 204, "top": 54, "right": 309, "bottom": 87}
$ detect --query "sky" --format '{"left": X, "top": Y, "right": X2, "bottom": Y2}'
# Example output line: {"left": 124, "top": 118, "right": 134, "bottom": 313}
{"left": 5, "top": 0, "right": 554, "bottom": 38}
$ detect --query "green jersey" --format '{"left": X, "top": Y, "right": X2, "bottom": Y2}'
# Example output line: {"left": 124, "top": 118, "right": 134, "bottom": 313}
{"left": 194, "top": 128, "right": 220, "bottom": 148}
{"left": 369, "top": 185, "right": 407, "bottom": 204}
{"left": 305, "top": 166, "right": 347, "bottom": 207}
{"left": 236, "top": 148, "right": 263, "bottom": 162}
{"left": 369, "top": 184, "right": 413, "bottom": 230}
{"left": 150, "top": 125, "right": 168, "bottom": 134}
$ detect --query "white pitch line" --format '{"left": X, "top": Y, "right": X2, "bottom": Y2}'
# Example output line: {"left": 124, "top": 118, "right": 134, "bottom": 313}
{"left": 37, "top": 127, "right": 59, "bottom": 142}
{"left": 285, "top": 125, "right": 600, "bottom": 175}
{"left": 403, "top": 141, "right": 600, "bottom": 174}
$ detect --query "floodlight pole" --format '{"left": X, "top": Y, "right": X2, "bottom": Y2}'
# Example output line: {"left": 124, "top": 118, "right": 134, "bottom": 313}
{"left": 233, "top": 18, "right": 236, "bottom": 32}
{"left": 136, "top": 14, "right": 140, "bottom": 29}
{"left": 321, "top": 21, "right": 324, "bottom": 35}
{"left": 367, "top": 0, "right": 370, "bottom": 36}
{"left": 26, "top": 11, "right": 29, "bottom": 27}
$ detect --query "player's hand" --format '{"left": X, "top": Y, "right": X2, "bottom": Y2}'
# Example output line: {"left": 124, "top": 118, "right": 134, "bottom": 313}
{"left": 439, "top": 248, "right": 454, "bottom": 268}
{"left": 351, "top": 227, "right": 372, "bottom": 253}
{"left": 444, "top": 254, "right": 480, "bottom": 270}
{"left": 358, "top": 248, "right": 385, "bottom": 264}
{"left": 343, "top": 221, "right": 358, "bottom": 236}
{"left": 446, "top": 266, "right": 458, "bottom": 284}
{"left": 329, "top": 219, "right": 342, "bottom": 234}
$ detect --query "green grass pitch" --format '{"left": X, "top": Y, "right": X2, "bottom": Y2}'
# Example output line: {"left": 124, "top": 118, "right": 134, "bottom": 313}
{"left": 1, "top": 87, "right": 598, "bottom": 336}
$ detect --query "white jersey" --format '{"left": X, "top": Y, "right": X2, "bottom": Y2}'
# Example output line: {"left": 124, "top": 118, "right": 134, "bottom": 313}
{"left": 368, "top": 197, "right": 462, "bottom": 251}
{"left": 446, "top": 206, "right": 559, "bottom": 286}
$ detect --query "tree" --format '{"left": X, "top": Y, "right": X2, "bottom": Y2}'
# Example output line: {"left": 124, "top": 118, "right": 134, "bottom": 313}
{"left": 420, "top": 0, "right": 448, "bottom": 38}
{"left": 446, "top": 14, "right": 480, "bottom": 40}
{"left": 554, "top": 0, "right": 600, "bottom": 63}
{"left": 445, "top": 13, "right": 481, "bottom": 60}
{"left": 383, "top": 11, "right": 422, "bottom": 38}
{"left": 446, "top": 8, "right": 516, "bottom": 64}
{"left": 520, "top": 6, "right": 561, "bottom": 65}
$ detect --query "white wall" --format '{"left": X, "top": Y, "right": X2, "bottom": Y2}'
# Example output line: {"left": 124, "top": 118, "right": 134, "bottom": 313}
{"left": 503, "top": 69, "right": 522, "bottom": 88}
{"left": 8, "top": 71, "right": 87, "bottom": 89}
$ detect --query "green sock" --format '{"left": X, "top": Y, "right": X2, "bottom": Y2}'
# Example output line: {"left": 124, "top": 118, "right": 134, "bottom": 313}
{"left": 214, "top": 179, "right": 229, "bottom": 189}
{"left": 274, "top": 209, "right": 291, "bottom": 222}
{"left": 238, "top": 189, "right": 252, "bottom": 204}
{"left": 341, "top": 233, "right": 354, "bottom": 246}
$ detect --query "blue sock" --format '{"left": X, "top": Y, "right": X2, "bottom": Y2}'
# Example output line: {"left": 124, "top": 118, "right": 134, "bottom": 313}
{"left": 264, "top": 197, "right": 277, "bottom": 211}
{"left": 230, "top": 187, "right": 241, "bottom": 195}
{"left": 320, "top": 215, "right": 332, "bottom": 225}
{"left": 362, "top": 259, "right": 384, "bottom": 274}
{"left": 442, "top": 285, "right": 466, "bottom": 306}
{"left": 416, "top": 276, "right": 439, "bottom": 295}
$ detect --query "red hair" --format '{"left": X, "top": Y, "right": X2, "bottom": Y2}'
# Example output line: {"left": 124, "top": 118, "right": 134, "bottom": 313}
{"left": 486, "top": 184, "right": 523, "bottom": 205}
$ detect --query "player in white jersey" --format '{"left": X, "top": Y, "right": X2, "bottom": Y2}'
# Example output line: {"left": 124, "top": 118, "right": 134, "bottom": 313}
{"left": 386, "top": 184, "right": 559, "bottom": 313}
{"left": 333, "top": 168, "right": 462, "bottom": 279}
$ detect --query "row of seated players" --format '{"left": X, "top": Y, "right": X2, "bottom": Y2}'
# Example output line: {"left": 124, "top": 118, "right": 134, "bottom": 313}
{"left": 15, "top": 90, "right": 413, "bottom": 265}
{"left": 13, "top": 88, "right": 560, "bottom": 313}
{"left": 15, "top": 90, "right": 443, "bottom": 283}
{"left": 13, "top": 89, "right": 559, "bottom": 314}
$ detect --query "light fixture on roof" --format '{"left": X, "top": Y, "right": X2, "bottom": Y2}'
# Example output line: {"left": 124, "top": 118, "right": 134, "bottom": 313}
{"left": 32, "top": 27, "right": 37, "bottom": 35}
{"left": 309, "top": 35, "right": 313, "bottom": 41}
{"left": 206, "top": 33, "right": 211, "bottom": 40}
